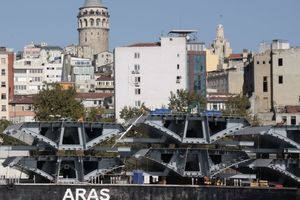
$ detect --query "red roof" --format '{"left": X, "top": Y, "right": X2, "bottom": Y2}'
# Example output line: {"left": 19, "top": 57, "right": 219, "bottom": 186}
{"left": 96, "top": 76, "right": 114, "bottom": 81}
{"left": 128, "top": 42, "right": 161, "bottom": 47}
{"left": 10, "top": 95, "right": 35, "bottom": 104}
{"left": 286, "top": 106, "right": 300, "bottom": 113}
{"left": 76, "top": 93, "right": 113, "bottom": 99}
{"left": 228, "top": 54, "right": 243, "bottom": 60}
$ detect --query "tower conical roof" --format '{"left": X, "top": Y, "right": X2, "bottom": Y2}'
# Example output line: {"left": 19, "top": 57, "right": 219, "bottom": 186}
{"left": 83, "top": 0, "right": 103, "bottom": 7}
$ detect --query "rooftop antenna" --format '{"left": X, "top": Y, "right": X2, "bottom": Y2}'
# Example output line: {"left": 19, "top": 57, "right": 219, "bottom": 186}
{"left": 219, "top": 14, "right": 224, "bottom": 24}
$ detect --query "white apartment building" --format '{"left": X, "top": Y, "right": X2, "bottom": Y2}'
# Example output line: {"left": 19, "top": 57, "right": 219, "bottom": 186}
{"left": 14, "top": 44, "right": 63, "bottom": 95}
{"left": 115, "top": 36, "right": 188, "bottom": 122}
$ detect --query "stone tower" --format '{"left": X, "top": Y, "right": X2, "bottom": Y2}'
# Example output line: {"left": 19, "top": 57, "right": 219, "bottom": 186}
{"left": 210, "top": 24, "right": 232, "bottom": 69}
{"left": 78, "top": 0, "right": 109, "bottom": 54}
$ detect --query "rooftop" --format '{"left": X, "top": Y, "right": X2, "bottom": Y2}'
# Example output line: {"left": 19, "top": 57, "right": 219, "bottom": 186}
{"left": 127, "top": 42, "right": 161, "bottom": 47}
{"left": 83, "top": 0, "right": 103, "bottom": 8}
{"left": 76, "top": 93, "right": 113, "bottom": 99}
{"left": 228, "top": 54, "right": 243, "bottom": 60}
{"left": 10, "top": 95, "right": 35, "bottom": 104}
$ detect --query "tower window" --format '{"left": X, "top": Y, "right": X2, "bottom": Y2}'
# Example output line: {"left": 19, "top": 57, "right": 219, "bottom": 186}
{"left": 85, "top": 38, "right": 87, "bottom": 42}
{"left": 278, "top": 58, "right": 283, "bottom": 66}
{"left": 263, "top": 76, "right": 268, "bottom": 92}
{"left": 96, "top": 18, "right": 101, "bottom": 26}
{"left": 90, "top": 18, "right": 94, "bottom": 26}
{"left": 278, "top": 76, "right": 283, "bottom": 84}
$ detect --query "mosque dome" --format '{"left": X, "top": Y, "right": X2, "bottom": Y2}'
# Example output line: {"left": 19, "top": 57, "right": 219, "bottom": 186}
{"left": 83, "top": 0, "right": 103, "bottom": 8}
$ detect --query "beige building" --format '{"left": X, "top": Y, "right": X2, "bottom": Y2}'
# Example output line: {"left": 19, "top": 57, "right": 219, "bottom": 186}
{"left": 245, "top": 41, "right": 300, "bottom": 122}
{"left": 205, "top": 49, "right": 219, "bottom": 72}
{"left": 207, "top": 66, "right": 244, "bottom": 95}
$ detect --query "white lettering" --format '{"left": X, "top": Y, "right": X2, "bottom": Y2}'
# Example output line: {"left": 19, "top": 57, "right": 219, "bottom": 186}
{"left": 100, "top": 189, "right": 110, "bottom": 200}
{"left": 76, "top": 189, "right": 87, "bottom": 200}
{"left": 63, "top": 189, "right": 75, "bottom": 200}
{"left": 87, "top": 189, "right": 99, "bottom": 200}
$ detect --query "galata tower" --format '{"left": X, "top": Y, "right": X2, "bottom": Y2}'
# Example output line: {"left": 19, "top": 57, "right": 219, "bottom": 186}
{"left": 78, "top": 0, "right": 110, "bottom": 54}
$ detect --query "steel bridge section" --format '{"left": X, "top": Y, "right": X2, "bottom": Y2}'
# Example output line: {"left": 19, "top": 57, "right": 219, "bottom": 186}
{"left": 3, "top": 122, "right": 125, "bottom": 150}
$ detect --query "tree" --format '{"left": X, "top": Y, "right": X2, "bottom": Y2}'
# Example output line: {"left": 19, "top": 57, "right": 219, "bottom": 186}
{"left": 86, "top": 107, "right": 105, "bottom": 122}
{"left": 85, "top": 107, "right": 115, "bottom": 123}
{"left": 119, "top": 104, "right": 149, "bottom": 121}
{"left": 33, "top": 83, "right": 84, "bottom": 121}
{"left": 222, "top": 94, "right": 260, "bottom": 126}
{"left": 222, "top": 94, "right": 250, "bottom": 117}
{"left": 168, "top": 89, "right": 206, "bottom": 113}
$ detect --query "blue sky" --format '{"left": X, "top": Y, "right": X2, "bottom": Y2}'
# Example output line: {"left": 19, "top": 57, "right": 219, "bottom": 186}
{"left": 0, "top": 0, "right": 299, "bottom": 52}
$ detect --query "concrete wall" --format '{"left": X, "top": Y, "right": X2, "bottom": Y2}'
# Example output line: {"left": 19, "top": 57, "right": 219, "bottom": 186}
{"left": 0, "top": 184, "right": 297, "bottom": 200}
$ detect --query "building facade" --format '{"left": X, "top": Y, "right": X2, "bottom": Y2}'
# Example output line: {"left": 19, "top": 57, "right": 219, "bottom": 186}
{"left": 115, "top": 36, "right": 188, "bottom": 121}
{"left": 244, "top": 41, "right": 300, "bottom": 123}
{"left": 187, "top": 51, "right": 206, "bottom": 96}
{"left": 207, "top": 66, "right": 244, "bottom": 95}
{"left": 13, "top": 44, "right": 63, "bottom": 95}
{"left": 78, "top": 0, "right": 110, "bottom": 55}
{"left": 0, "top": 48, "right": 14, "bottom": 120}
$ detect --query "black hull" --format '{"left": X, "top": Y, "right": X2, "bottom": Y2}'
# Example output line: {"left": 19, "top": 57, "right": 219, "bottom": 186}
{"left": 0, "top": 184, "right": 298, "bottom": 200}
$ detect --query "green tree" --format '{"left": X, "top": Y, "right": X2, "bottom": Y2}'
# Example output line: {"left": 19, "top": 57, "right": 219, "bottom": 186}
{"left": 119, "top": 104, "right": 149, "bottom": 121}
{"left": 222, "top": 94, "right": 260, "bottom": 126}
{"left": 33, "top": 83, "right": 84, "bottom": 121}
{"left": 223, "top": 94, "right": 250, "bottom": 117}
{"left": 86, "top": 107, "right": 104, "bottom": 122}
{"left": 168, "top": 89, "right": 206, "bottom": 113}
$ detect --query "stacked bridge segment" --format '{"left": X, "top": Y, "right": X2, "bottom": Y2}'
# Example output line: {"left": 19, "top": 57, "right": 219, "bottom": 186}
{"left": 3, "top": 122, "right": 125, "bottom": 150}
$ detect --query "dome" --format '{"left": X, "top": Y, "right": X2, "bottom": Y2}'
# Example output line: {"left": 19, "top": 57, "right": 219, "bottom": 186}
{"left": 83, "top": 0, "right": 103, "bottom": 7}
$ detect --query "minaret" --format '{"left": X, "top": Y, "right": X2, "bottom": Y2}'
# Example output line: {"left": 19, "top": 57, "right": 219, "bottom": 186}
{"left": 78, "top": 0, "right": 110, "bottom": 54}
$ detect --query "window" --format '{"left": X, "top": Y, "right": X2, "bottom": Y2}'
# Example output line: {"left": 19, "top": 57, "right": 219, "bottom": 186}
{"left": 291, "top": 116, "right": 296, "bottom": 125}
{"left": 135, "top": 101, "right": 141, "bottom": 107}
{"left": 135, "top": 88, "right": 141, "bottom": 95}
{"left": 278, "top": 76, "right": 283, "bottom": 84}
{"left": 1, "top": 69, "right": 5, "bottom": 76}
{"left": 24, "top": 61, "right": 31, "bottom": 66}
{"left": 1, "top": 105, "right": 6, "bottom": 112}
{"left": 1, "top": 93, "right": 6, "bottom": 100}
{"left": 263, "top": 61, "right": 266, "bottom": 64}
{"left": 257, "top": 61, "right": 260, "bottom": 65}
{"left": 1, "top": 82, "right": 6, "bottom": 88}
{"left": 135, "top": 77, "right": 141, "bottom": 83}
{"left": 177, "top": 64, "right": 180, "bottom": 69}
{"left": 281, "top": 116, "right": 287, "bottom": 124}
{"left": 1, "top": 58, "right": 6, "bottom": 65}
{"left": 169, "top": 38, "right": 173, "bottom": 41}
{"left": 134, "top": 53, "right": 140, "bottom": 59}
{"left": 176, "top": 76, "right": 182, "bottom": 83}
{"left": 263, "top": 76, "right": 268, "bottom": 92}
{"left": 278, "top": 58, "right": 283, "bottom": 66}
{"left": 177, "top": 54, "right": 180, "bottom": 57}
{"left": 134, "top": 64, "right": 140, "bottom": 71}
